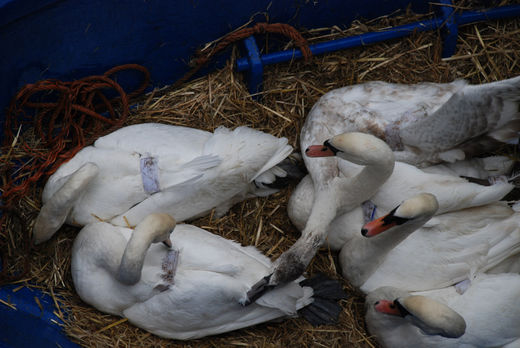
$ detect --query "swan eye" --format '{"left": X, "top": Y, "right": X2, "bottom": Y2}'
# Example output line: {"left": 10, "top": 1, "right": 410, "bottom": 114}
{"left": 323, "top": 140, "right": 340, "bottom": 154}
{"left": 394, "top": 299, "right": 410, "bottom": 317}
{"left": 382, "top": 207, "right": 410, "bottom": 226}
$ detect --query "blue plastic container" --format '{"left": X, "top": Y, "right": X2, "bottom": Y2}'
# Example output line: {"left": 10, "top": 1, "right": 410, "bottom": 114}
{"left": 1, "top": 0, "right": 519, "bottom": 346}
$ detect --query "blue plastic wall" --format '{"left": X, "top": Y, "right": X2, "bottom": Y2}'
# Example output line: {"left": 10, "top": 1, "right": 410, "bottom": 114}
{"left": 0, "top": 285, "right": 78, "bottom": 347}
{"left": 0, "top": 0, "right": 431, "bottom": 124}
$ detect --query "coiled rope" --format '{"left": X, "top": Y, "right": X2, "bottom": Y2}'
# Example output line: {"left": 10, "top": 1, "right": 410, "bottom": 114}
{"left": 0, "top": 64, "right": 150, "bottom": 283}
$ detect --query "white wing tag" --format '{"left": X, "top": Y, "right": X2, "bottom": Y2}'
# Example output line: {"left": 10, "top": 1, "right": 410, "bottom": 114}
{"left": 140, "top": 156, "right": 160, "bottom": 194}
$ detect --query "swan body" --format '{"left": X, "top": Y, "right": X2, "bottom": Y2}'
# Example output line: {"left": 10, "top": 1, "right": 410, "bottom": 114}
{"left": 339, "top": 193, "right": 520, "bottom": 293}
{"left": 288, "top": 158, "right": 513, "bottom": 249}
{"left": 365, "top": 273, "right": 520, "bottom": 348}
{"left": 271, "top": 77, "right": 520, "bottom": 297}
{"left": 246, "top": 74, "right": 520, "bottom": 294}
{"left": 280, "top": 131, "right": 516, "bottom": 297}
{"left": 34, "top": 123, "right": 293, "bottom": 244}
{"left": 246, "top": 132, "right": 396, "bottom": 301}
{"left": 71, "top": 213, "right": 343, "bottom": 340}
{"left": 304, "top": 77, "right": 520, "bottom": 167}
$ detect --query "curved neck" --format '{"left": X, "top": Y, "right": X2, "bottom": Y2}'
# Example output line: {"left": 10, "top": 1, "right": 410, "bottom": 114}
{"left": 303, "top": 157, "right": 394, "bottom": 243}
{"left": 337, "top": 159, "right": 394, "bottom": 211}
{"left": 343, "top": 221, "right": 424, "bottom": 287}
{"left": 117, "top": 230, "right": 155, "bottom": 285}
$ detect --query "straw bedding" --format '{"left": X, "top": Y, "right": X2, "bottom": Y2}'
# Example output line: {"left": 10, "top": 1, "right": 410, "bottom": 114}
{"left": 4, "top": 2, "right": 520, "bottom": 347}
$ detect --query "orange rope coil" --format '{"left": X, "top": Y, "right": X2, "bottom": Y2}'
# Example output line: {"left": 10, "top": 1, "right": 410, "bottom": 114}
{"left": 174, "top": 22, "right": 312, "bottom": 88}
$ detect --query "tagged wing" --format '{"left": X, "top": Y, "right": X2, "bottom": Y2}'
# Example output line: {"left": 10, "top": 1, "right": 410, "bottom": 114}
{"left": 159, "top": 155, "right": 221, "bottom": 190}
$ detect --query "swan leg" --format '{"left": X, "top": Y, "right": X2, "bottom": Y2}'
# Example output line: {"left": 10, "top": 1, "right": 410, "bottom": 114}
{"left": 244, "top": 234, "right": 321, "bottom": 305}
{"left": 33, "top": 162, "right": 99, "bottom": 244}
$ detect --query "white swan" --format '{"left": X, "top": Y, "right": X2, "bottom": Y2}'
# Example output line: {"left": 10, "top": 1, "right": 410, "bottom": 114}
{"left": 288, "top": 156, "right": 513, "bottom": 249}
{"left": 246, "top": 132, "right": 395, "bottom": 301}
{"left": 287, "top": 75, "right": 520, "bottom": 250}
{"left": 245, "top": 131, "right": 513, "bottom": 302}
{"left": 339, "top": 193, "right": 520, "bottom": 293}
{"left": 304, "top": 76, "right": 520, "bottom": 167}
{"left": 365, "top": 273, "right": 520, "bottom": 348}
{"left": 34, "top": 123, "right": 294, "bottom": 244}
{"left": 71, "top": 213, "right": 345, "bottom": 340}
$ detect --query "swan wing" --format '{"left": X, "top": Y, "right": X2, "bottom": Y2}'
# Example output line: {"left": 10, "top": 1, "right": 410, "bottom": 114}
{"left": 158, "top": 154, "right": 221, "bottom": 189}
{"left": 399, "top": 76, "right": 520, "bottom": 154}
{"left": 373, "top": 162, "right": 513, "bottom": 214}
{"left": 440, "top": 274, "right": 520, "bottom": 347}
{"left": 94, "top": 123, "right": 211, "bottom": 158}
{"left": 361, "top": 204, "right": 517, "bottom": 293}
{"left": 121, "top": 224, "right": 312, "bottom": 340}
{"left": 122, "top": 271, "right": 304, "bottom": 340}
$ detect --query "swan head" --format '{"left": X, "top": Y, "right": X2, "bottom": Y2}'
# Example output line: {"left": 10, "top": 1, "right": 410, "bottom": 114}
{"left": 136, "top": 213, "right": 176, "bottom": 248}
{"left": 117, "top": 213, "right": 176, "bottom": 285}
{"left": 305, "top": 132, "right": 394, "bottom": 166}
{"left": 371, "top": 293, "right": 466, "bottom": 338}
{"left": 361, "top": 193, "right": 439, "bottom": 238}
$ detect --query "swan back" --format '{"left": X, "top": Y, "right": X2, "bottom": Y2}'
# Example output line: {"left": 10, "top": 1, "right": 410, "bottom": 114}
{"left": 359, "top": 202, "right": 520, "bottom": 292}
{"left": 37, "top": 123, "right": 294, "bottom": 237}
{"left": 71, "top": 218, "right": 321, "bottom": 340}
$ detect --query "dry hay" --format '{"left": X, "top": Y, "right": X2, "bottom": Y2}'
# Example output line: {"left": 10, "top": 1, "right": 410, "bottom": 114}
{"left": 4, "top": 2, "right": 520, "bottom": 347}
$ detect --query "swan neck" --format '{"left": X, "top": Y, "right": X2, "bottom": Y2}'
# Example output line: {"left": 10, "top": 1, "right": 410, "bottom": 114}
{"left": 302, "top": 156, "right": 393, "bottom": 246}
{"left": 345, "top": 222, "right": 420, "bottom": 286}
{"left": 338, "top": 158, "right": 394, "bottom": 211}
{"left": 302, "top": 187, "right": 339, "bottom": 243}
{"left": 117, "top": 230, "right": 155, "bottom": 285}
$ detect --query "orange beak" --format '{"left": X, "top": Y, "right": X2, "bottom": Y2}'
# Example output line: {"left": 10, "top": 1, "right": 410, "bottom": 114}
{"left": 374, "top": 300, "right": 403, "bottom": 316}
{"left": 361, "top": 216, "right": 396, "bottom": 237}
{"left": 305, "top": 145, "right": 336, "bottom": 157}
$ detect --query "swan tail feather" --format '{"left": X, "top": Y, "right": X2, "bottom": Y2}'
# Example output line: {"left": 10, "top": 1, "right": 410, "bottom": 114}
{"left": 470, "top": 182, "right": 514, "bottom": 207}
{"left": 255, "top": 153, "right": 307, "bottom": 190}
{"left": 251, "top": 145, "right": 294, "bottom": 181}
{"left": 487, "top": 120, "right": 520, "bottom": 144}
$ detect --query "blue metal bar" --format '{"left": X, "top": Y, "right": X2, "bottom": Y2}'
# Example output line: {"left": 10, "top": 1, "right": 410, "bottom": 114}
{"left": 237, "top": 18, "right": 442, "bottom": 72}
{"left": 439, "top": 0, "right": 458, "bottom": 57}
{"left": 242, "top": 36, "right": 264, "bottom": 96}
{"left": 457, "top": 4, "right": 520, "bottom": 25}
{"left": 237, "top": 4, "right": 520, "bottom": 72}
